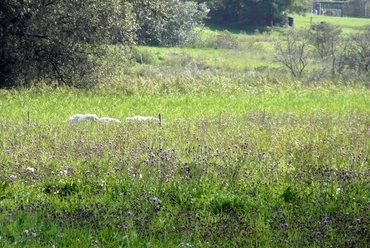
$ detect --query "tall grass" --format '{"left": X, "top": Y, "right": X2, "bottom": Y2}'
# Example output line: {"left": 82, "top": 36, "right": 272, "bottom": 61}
{"left": 0, "top": 83, "right": 369, "bottom": 123}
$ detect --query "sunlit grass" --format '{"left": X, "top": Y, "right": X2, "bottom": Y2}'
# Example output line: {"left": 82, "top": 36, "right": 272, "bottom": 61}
{"left": 1, "top": 13, "right": 370, "bottom": 247}
{"left": 1, "top": 86, "right": 369, "bottom": 246}
{"left": 1, "top": 84, "right": 369, "bottom": 124}
{"left": 291, "top": 14, "right": 370, "bottom": 33}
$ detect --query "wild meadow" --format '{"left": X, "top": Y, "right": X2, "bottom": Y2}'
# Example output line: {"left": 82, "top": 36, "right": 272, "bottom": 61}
{"left": 1, "top": 15, "right": 370, "bottom": 247}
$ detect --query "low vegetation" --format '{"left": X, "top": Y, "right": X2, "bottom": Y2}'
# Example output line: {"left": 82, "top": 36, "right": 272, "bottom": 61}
{"left": 1, "top": 14, "right": 370, "bottom": 247}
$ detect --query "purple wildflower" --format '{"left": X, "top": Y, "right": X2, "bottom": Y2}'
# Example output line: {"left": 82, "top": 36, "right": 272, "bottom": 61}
{"left": 356, "top": 218, "right": 363, "bottom": 224}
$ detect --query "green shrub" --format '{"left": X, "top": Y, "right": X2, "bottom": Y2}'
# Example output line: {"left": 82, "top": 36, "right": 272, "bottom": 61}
{"left": 215, "top": 31, "right": 239, "bottom": 49}
{"left": 139, "top": 1, "right": 209, "bottom": 47}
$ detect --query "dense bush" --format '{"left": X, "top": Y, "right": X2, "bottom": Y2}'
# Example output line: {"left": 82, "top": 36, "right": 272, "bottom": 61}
{"left": 214, "top": 30, "right": 239, "bottom": 49}
{"left": 137, "top": 0, "right": 209, "bottom": 47}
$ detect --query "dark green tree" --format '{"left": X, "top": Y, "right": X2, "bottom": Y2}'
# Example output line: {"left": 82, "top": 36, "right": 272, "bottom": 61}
{"left": 343, "top": 0, "right": 370, "bottom": 18}
{"left": 200, "top": 0, "right": 308, "bottom": 28}
{"left": 135, "top": 0, "right": 209, "bottom": 47}
{"left": 0, "top": 0, "right": 137, "bottom": 88}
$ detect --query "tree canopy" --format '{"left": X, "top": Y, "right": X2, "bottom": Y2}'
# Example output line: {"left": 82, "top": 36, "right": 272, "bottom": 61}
{"left": 135, "top": 0, "right": 209, "bottom": 47}
{"left": 201, "top": 0, "right": 308, "bottom": 27}
{"left": 0, "top": 0, "right": 210, "bottom": 88}
{"left": 0, "top": 0, "right": 141, "bottom": 87}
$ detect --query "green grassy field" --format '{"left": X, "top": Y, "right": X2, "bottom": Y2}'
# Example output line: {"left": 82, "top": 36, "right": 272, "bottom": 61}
{"left": 291, "top": 14, "right": 370, "bottom": 33}
{"left": 1, "top": 14, "right": 370, "bottom": 247}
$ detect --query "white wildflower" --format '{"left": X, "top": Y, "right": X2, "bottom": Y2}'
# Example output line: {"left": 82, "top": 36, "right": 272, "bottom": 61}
{"left": 25, "top": 167, "right": 36, "bottom": 173}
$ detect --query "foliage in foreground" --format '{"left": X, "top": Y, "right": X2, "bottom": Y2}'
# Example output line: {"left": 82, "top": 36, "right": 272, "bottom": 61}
{"left": 0, "top": 85, "right": 370, "bottom": 246}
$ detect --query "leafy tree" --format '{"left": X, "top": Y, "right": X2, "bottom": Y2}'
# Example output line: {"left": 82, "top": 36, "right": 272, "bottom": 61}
{"left": 256, "top": 0, "right": 293, "bottom": 26}
{"left": 200, "top": 0, "right": 308, "bottom": 28}
{"left": 309, "top": 22, "right": 342, "bottom": 59}
{"left": 343, "top": 0, "right": 370, "bottom": 18}
{"left": 136, "top": 0, "right": 209, "bottom": 47}
{"left": 0, "top": 0, "right": 137, "bottom": 88}
{"left": 308, "top": 22, "right": 342, "bottom": 77}
{"left": 0, "top": 0, "right": 208, "bottom": 87}
{"left": 203, "top": 0, "right": 250, "bottom": 26}
{"left": 343, "top": 26, "right": 370, "bottom": 75}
